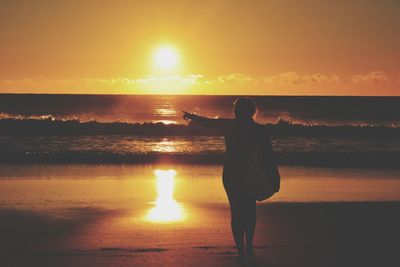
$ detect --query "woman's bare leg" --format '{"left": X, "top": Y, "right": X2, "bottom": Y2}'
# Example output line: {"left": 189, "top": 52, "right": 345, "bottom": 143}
{"left": 228, "top": 196, "right": 245, "bottom": 258}
{"left": 231, "top": 214, "right": 245, "bottom": 257}
{"left": 245, "top": 200, "right": 257, "bottom": 257}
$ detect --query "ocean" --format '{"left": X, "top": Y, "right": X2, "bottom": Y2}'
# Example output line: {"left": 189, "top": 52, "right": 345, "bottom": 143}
{"left": 1, "top": 94, "right": 399, "bottom": 167}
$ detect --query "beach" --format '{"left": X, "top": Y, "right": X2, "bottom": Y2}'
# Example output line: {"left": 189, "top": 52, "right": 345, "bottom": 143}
{"left": 0, "top": 164, "right": 399, "bottom": 267}
{"left": 2, "top": 0, "right": 400, "bottom": 264}
{"left": 1, "top": 94, "right": 400, "bottom": 266}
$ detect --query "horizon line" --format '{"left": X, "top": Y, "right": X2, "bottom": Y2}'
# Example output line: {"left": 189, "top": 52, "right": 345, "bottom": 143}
{"left": 1, "top": 93, "right": 400, "bottom": 97}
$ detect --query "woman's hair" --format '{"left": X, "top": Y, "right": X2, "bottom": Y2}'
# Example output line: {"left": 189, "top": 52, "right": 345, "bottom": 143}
{"left": 233, "top": 97, "right": 257, "bottom": 119}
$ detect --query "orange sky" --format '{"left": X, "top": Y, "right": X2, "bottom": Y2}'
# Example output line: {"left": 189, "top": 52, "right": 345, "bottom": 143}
{"left": 0, "top": 0, "right": 399, "bottom": 95}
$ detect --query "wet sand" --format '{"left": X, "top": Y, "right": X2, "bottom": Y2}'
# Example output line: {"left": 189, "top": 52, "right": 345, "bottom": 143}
{"left": 0, "top": 164, "right": 399, "bottom": 266}
{"left": 0, "top": 202, "right": 399, "bottom": 267}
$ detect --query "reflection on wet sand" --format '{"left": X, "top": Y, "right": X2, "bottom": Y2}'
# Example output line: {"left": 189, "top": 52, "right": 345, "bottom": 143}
{"left": 0, "top": 165, "right": 400, "bottom": 213}
{"left": 0, "top": 164, "right": 399, "bottom": 266}
{"left": 146, "top": 169, "right": 185, "bottom": 223}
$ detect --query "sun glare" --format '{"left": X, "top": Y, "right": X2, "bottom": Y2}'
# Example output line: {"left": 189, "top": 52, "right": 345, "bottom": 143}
{"left": 153, "top": 45, "right": 179, "bottom": 70}
{"left": 146, "top": 169, "right": 185, "bottom": 223}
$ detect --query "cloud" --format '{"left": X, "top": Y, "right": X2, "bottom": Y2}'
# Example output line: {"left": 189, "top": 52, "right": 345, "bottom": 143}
{"left": 263, "top": 72, "right": 340, "bottom": 85}
{"left": 135, "top": 74, "right": 203, "bottom": 86}
{"left": 3, "top": 71, "right": 398, "bottom": 94}
{"left": 216, "top": 73, "right": 253, "bottom": 84}
{"left": 82, "top": 74, "right": 204, "bottom": 86}
{"left": 350, "top": 71, "right": 389, "bottom": 83}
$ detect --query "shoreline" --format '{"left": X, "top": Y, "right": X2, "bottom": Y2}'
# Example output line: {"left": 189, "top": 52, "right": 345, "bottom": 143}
{"left": 2, "top": 152, "right": 400, "bottom": 168}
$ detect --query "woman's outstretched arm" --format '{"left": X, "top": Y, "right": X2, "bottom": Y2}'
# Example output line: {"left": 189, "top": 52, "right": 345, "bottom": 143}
{"left": 183, "top": 111, "right": 231, "bottom": 131}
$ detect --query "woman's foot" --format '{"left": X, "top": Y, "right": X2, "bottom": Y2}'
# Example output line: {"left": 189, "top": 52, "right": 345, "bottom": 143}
{"left": 238, "top": 248, "right": 245, "bottom": 258}
{"left": 245, "top": 248, "right": 256, "bottom": 266}
{"left": 246, "top": 246, "right": 255, "bottom": 258}
{"left": 234, "top": 254, "right": 246, "bottom": 265}
{"left": 235, "top": 247, "right": 245, "bottom": 262}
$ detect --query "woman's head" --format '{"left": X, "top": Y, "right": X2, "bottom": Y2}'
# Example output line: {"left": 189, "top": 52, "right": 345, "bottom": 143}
{"left": 233, "top": 97, "right": 257, "bottom": 120}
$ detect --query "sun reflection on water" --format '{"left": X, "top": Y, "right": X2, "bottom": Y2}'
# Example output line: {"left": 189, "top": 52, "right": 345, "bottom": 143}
{"left": 146, "top": 169, "right": 185, "bottom": 223}
{"left": 154, "top": 108, "right": 176, "bottom": 116}
{"left": 152, "top": 138, "right": 177, "bottom": 153}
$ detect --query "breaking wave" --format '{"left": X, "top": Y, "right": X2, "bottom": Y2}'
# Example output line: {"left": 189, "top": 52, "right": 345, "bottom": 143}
{"left": 1, "top": 116, "right": 399, "bottom": 137}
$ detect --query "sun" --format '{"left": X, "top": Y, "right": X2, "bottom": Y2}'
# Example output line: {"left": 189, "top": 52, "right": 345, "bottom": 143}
{"left": 153, "top": 45, "right": 179, "bottom": 70}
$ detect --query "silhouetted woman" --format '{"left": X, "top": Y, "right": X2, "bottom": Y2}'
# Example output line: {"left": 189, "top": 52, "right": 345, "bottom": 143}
{"left": 183, "top": 97, "right": 275, "bottom": 260}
